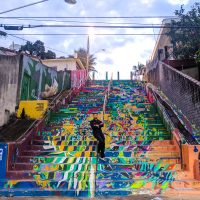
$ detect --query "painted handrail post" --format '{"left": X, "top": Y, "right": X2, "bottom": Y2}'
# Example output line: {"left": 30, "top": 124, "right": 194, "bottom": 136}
{"left": 102, "top": 76, "right": 113, "bottom": 122}
{"left": 0, "top": 143, "right": 8, "bottom": 179}
{"left": 92, "top": 71, "right": 95, "bottom": 80}
{"left": 106, "top": 71, "right": 108, "bottom": 81}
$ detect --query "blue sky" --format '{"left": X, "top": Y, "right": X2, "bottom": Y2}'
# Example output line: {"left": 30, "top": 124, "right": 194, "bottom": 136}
{"left": 0, "top": 0, "right": 197, "bottom": 79}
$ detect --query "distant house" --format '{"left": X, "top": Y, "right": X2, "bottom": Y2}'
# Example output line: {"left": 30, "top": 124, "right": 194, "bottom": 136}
{"left": 0, "top": 47, "right": 18, "bottom": 56}
{"left": 42, "top": 58, "right": 85, "bottom": 71}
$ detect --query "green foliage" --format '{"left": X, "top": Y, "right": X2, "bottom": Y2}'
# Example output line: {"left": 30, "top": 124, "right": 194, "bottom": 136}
{"left": 132, "top": 63, "right": 145, "bottom": 77}
{"left": 69, "top": 48, "right": 97, "bottom": 72}
{"left": 45, "top": 50, "right": 56, "bottom": 59}
{"left": 21, "top": 40, "right": 56, "bottom": 59}
{"left": 33, "top": 40, "right": 45, "bottom": 58}
{"left": 166, "top": 2, "right": 200, "bottom": 60}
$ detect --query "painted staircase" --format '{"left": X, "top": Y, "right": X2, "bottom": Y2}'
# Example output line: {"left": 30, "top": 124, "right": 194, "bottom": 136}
{"left": 0, "top": 80, "right": 196, "bottom": 197}
{"left": 95, "top": 81, "right": 180, "bottom": 197}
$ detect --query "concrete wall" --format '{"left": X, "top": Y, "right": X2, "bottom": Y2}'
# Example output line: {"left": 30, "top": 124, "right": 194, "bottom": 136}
{"left": 164, "top": 59, "right": 200, "bottom": 81}
{"left": 182, "top": 67, "right": 199, "bottom": 81}
{"left": 0, "top": 55, "right": 20, "bottom": 126}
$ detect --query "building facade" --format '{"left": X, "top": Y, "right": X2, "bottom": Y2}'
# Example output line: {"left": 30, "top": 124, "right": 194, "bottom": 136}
{"left": 147, "top": 18, "right": 200, "bottom": 81}
{"left": 42, "top": 58, "right": 84, "bottom": 71}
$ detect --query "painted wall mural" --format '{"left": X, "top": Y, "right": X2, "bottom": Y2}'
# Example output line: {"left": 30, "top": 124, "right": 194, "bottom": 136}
{"left": 20, "top": 56, "right": 75, "bottom": 101}
{"left": 1, "top": 80, "right": 183, "bottom": 197}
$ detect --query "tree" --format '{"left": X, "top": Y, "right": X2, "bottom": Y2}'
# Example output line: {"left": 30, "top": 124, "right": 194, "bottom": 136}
{"left": 33, "top": 40, "right": 45, "bottom": 59}
{"left": 68, "top": 48, "right": 97, "bottom": 72}
{"left": 132, "top": 63, "right": 145, "bottom": 80}
{"left": 166, "top": 2, "right": 200, "bottom": 60}
{"left": 45, "top": 50, "right": 56, "bottom": 59}
{"left": 21, "top": 41, "right": 35, "bottom": 55}
{"left": 21, "top": 40, "right": 56, "bottom": 59}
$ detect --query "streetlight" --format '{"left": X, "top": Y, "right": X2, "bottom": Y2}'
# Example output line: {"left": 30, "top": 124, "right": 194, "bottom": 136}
{"left": 65, "top": 0, "right": 77, "bottom": 4}
{"left": 0, "top": 0, "right": 77, "bottom": 15}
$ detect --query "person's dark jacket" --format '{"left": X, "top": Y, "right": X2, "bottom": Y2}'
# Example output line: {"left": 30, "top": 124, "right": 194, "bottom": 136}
{"left": 90, "top": 119, "right": 104, "bottom": 134}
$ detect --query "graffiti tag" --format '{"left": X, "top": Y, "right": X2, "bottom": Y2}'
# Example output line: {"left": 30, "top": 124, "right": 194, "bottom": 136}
{"left": 0, "top": 148, "right": 3, "bottom": 161}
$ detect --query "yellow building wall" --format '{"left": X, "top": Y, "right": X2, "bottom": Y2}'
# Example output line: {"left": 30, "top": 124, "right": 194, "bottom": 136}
{"left": 17, "top": 100, "right": 49, "bottom": 119}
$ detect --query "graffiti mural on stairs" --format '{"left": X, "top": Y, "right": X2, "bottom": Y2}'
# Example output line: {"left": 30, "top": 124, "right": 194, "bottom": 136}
{"left": 95, "top": 81, "right": 178, "bottom": 196}
{"left": 1, "top": 81, "right": 179, "bottom": 197}
{"left": 29, "top": 84, "right": 107, "bottom": 197}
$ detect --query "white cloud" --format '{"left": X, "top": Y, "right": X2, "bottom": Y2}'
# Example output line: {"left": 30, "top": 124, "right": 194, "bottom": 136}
{"left": 95, "top": 36, "right": 155, "bottom": 79}
{"left": 96, "top": 1, "right": 106, "bottom": 8}
{"left": 141, "top": 0, "right": 156, "bottom": 7}
{"left": 167, "top": 0, "right": 190, "bottom": 5}
{"left": 80, "top": 10, "right": 87, "bottom": 16}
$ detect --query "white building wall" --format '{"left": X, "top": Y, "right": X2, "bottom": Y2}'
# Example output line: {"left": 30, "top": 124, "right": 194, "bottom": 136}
{"left": 42, "top": 60, "right": 77, "bottom": 71}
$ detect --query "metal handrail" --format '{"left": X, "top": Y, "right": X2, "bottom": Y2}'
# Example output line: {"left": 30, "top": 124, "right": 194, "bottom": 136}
{"left": 7, "top": 89, "right": 73, "bottom": 145}
{"left": 151, "top": 89, "right": 184, "bottom": 145}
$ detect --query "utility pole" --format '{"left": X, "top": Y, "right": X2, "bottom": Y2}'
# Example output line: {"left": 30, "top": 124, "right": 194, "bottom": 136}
{"left": 86, "top": 35, "right": 90, "bottom": 78}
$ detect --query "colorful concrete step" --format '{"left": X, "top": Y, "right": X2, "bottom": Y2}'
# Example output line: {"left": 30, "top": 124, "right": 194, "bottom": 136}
{"left": 107, "top": 145, "right": 178, "bottom": 151}
{"left": 13, "top": 163, "right": 97, "bottom": 171}
{"left": 97, "top": 157, "right": 181, "bottom": 165}
{"left": 7, "top": 170, "right": 96, "bottom": 179}
{"left": 0, "top": 189, "right": 93, "bottom": 197}
{"left": 3, "top": 178, "right": 193, "bottom": 191}
{"left": 26, "top": 145, "right": 96, "bottom": 151}
{"left": 20, "top": 150, "right": 97, "bottom": 157}
{"left": 32, "top": 140, "right": 97, "bottom": 146}
{"left": 27, "top": 144, "right": 177, "bottom": 152}
{"left": 0, "top": 179, "right": 95, "bottom": 191}
{"left": 95, "top": 179, "right": 200, "bottom": 192}
{"left": 103, "top": 151, "right": 179, "bottom": 158}
{"left": 17, "top": 156, "right": 97, "bottom": 164}
{"left": 96, "top": 169, "right": 180, "bottom": 180}
{"left": 96, "top": 163, "right": 180, "bottom": 172}
{"left": 95, "top": 179, "right": 176, "bottom": 190}
{"left": 108, "top": 136, "right": 171, "bottom": 141}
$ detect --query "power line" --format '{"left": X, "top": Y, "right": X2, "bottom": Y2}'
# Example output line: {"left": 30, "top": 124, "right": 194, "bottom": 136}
{"left": 1, "top": 18, "right": 164, "bottom": 26}
{"left": 1, "top": 24, "right": 200, "bottom": 29}
{"left": 8, "top": 34, "right": 69, "bottom": 55}
{"left": 0, "top": 16, "right": 177, "bottom": 19}
{"left": 8, "top": 33, "right": 166, "bottom": 36}
{"left": 0, "top": 0, "right": 49, "bottom": 15}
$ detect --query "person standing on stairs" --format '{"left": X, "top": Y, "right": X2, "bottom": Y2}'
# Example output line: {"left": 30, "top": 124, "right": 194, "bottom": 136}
{"left": 90, "top": 113, "right": 105, "bottom": 160}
